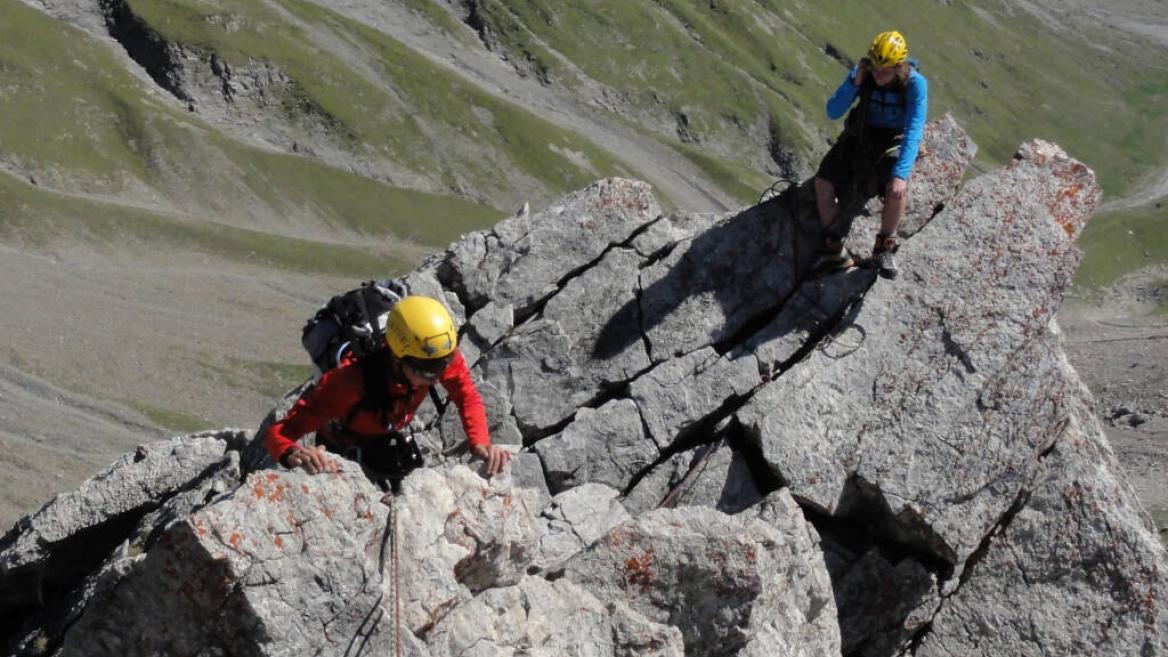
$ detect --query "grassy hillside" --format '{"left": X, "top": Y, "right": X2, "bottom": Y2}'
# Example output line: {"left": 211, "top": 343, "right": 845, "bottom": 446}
{"left": 0, "top": 0, "right": 506, "bottom": 243}
{"left": 8, "top": 0, "right": 1164, "bottom": 236}
{"left": 0, "top": 0, "right": 511, "bottom": 443}
{"left": 1076, "top": 203, "right": 1168, "bottom": 289}
{"left": 115, "top": 0, "right": 639, "bottom": 206}
{"left": 461, "top": 0, "right": 1168, "bottom": 199}
{"left": 0, "top": 174, "right": 409, "bottom": 277}
{"left": 1, "top": 0, "right": 1166, "bottom": 439}
{"left": 453, "top": 0, "right": 1168, "bottom": 295}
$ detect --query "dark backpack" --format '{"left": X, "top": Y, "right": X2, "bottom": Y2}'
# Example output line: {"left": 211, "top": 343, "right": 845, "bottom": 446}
{"left": 301, "top": 279, "right": 409, "bottom": 372}
{"left": 301, "top": 279, "right": 446, "bottom": 422}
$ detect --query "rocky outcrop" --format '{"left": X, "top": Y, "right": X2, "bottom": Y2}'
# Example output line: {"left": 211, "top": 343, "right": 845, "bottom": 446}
{"left": 2, "top": 116, "right": 1165, "bottom": 656}
{"left": 0, "top": 431, "right": 246, "bottom": 654}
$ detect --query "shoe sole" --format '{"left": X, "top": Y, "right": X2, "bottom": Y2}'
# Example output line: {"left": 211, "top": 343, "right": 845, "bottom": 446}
{"left": 813, "top": 258, "right": 855, "bottom": 274}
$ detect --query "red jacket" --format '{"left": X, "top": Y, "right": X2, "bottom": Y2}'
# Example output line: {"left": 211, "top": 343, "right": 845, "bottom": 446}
{"left": 264, "top": 349, "right": 489, "bottom": 464}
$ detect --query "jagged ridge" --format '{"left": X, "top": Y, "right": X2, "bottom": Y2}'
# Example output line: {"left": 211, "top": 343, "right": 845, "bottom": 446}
{"left": 1, "top": 117, "right": 1165, "bottom": 657}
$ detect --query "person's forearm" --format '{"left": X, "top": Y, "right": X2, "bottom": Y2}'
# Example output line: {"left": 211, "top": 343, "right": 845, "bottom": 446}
{"left": 825, "top": 67, "right": 860, "bottom": 120}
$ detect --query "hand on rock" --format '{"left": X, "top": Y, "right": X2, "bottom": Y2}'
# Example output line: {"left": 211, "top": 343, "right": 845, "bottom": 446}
{"left": 471, "top": 444, "right": 512, "bottom": 477}
{"left": 285, "top": 445, "right": 339, "bottom": 475}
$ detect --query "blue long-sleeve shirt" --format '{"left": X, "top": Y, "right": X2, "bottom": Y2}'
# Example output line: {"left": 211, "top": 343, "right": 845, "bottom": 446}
{"left": 825, "top": 65, "right": 928, "bottom": 180}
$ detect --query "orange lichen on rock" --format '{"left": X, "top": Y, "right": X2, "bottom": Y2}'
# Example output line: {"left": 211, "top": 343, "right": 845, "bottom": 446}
{"left": 252, "top": 474, "right": 288, "bottom": 503}
{"left": 623, "top": 549, "right": 656, "bottom": 592}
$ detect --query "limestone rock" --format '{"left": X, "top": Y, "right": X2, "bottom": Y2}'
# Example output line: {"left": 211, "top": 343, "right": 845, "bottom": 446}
{"left": 425, "top": 575, "right": 685, "bottom": 657}
{"left": 0, "top": 430, "right": 238, "bottom": 628}
{"left": 440, "top": 178, "right": 662, "bottom": 313}
{"left": 563, "top": 496, "right": 839, "bottom": 656}
{"left": 532, "top": 482, "right": 632, "bottom": 572}
{"left": 3, "top": 119, "right": 1165, "bottom": 657}
{"left": 534, "top": 399, "right": 657, "bottom": 494}
{"left": 914, "top": 355, "right": 1168, "bottom": 657}
{"left": 737, "top": 139, "right": 1102, "bottom": 568}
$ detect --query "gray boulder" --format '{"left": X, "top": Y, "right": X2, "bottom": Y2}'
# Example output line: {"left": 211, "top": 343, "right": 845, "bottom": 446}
{"left": 3, "top": 118, "right": 1165, "bottom": 657}
{"left": 563, "top": 495, "right": 839, "bottom": 657}
{"left": 425, "top": 575, "right": 685, "bottom": 657}
{"left": 534, "top": 399, "right": 658, "bottom": 495}
{"left": 914, "top": 352, "right": 1168, "bottom": 657}
{"left": 0, "top": 431, "right": 240, "bottom": 623}
{"left": 738, "top": 139, "right": 1102, "bottom": 566}
{"left": 48, "top": 462, "right": 543, "bottom": 657}
{"left": 440, "top": 177, "right": 663, "bottom": 314}
{"left": 532, "top": 482, "right": 632, "bottom": 572}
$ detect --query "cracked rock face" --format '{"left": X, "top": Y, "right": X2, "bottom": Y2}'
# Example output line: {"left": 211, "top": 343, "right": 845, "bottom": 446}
{"left": 2, "top": 118, "right": 1166, "bottom": 657}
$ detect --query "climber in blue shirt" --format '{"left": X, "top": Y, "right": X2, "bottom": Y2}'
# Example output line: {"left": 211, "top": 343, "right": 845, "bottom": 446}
{"left": 814, "top": 30, "right": 928, "bottom": 279}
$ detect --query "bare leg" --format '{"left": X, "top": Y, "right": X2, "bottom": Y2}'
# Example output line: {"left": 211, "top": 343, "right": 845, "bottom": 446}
{"left": 813, "top": 176, "right": 853, "bottom": 269}
{"left": 815, "top": 177, "right": 841, "bottom": 239}
{"left": 880, "top": 184, "right": 907, "bottom": 238}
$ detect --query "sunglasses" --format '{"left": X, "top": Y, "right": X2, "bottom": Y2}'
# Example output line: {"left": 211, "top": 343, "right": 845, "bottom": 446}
{"left": 402, "top": 356, "right": 450, "bottom": 380}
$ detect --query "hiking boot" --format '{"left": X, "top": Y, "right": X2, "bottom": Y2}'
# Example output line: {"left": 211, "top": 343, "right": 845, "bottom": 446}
{"left": 813, "top": 241, "right": 854, "bottom": 272}
{"left": 872, "top": 234, "right": 899, "bottom": 279}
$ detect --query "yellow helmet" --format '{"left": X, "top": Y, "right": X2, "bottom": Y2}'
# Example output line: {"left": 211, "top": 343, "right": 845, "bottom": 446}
{"left": 868, "top": 30, "right": 909, "bottom": 67}
{"left": 385, "top": 295, "right": 457, "bottom": 366}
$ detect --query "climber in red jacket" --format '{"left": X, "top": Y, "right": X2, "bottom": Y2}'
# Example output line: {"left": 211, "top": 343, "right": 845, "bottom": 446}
{"left": 263, "top": 295, "right": 511, "bottom": 486}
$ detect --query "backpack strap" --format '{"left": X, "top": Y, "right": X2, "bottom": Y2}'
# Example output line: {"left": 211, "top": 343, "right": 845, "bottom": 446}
{"left": 847, "top": 59, "right": 916, "bottom": 144}
{"left": 428, "top": 386, "right": 448, "bottom": 415}
{"left": 342, "top": 350, "right": 394, "bottom": 428}
{"left": 341, "top": 351, "right": 450, "bottom": 427}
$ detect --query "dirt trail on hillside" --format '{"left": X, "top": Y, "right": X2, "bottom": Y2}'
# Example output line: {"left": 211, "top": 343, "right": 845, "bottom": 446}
{"left": 1016, "top": 0, "right": 1168, "bottom": 43}
{"left": 1100, "top": 159, "right": 1168, "bottom": 212}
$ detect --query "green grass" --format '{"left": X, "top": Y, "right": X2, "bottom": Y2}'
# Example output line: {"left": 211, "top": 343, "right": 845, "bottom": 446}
{"left": 125, "top": 0, "right": 424, "bottom": 157}
{"left": 288, "top": 0, "right": 636, "bottom": 192}
{"left": 0, "top": 173, "right": 416, "bottom": 277}
{"left": 127, "top": 400, "right": 213, "bottom": 433}
{"left": 402, "top": 0, "right": 475, "bottom": 42}
{"left": 467, "top": 0, "right": 821, "bottom": 161}
{"left": 122, "top": 0, "right": 639, "bottom": 200}
{"left": 1075, "top": 204, "right": 1168, "bottom": 288}
{"left": 236, "top": 359, "right": 313, "bottom": 398}
{"left": 218, "top": 139, "right": 505, "bottom": 244}
{"left": 6, "top": 0, "right": 1168, "bottom": 287}
{"left": 1152, "top": 506, "right": 1168, "bottom": 547}
{"left": 0, "top": 0, "right": 507, "bottom": 248}
{"left": 0, "top": 0, "right": 171, "bottom": 184}
{"left": 466, "top": 0, "right": 1168, "bottom": 202}
{"left": 675, "top": 144, "right": 773, "bottom": 206}
{"left": 206, "top": 357, "right": 313, "bottom": 399}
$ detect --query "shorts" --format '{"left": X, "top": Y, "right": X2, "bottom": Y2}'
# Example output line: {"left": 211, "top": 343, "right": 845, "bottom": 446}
{"left": 815, "top": 127, "right": 902, "bottom": 199}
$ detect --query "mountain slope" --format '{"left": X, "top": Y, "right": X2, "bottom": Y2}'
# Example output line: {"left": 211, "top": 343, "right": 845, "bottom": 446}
{"left": 2, "top": 126, "right": 1164, "bottom": 657}
{"left": 1, "top": 0, "right": 1166, "bottom": 526}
